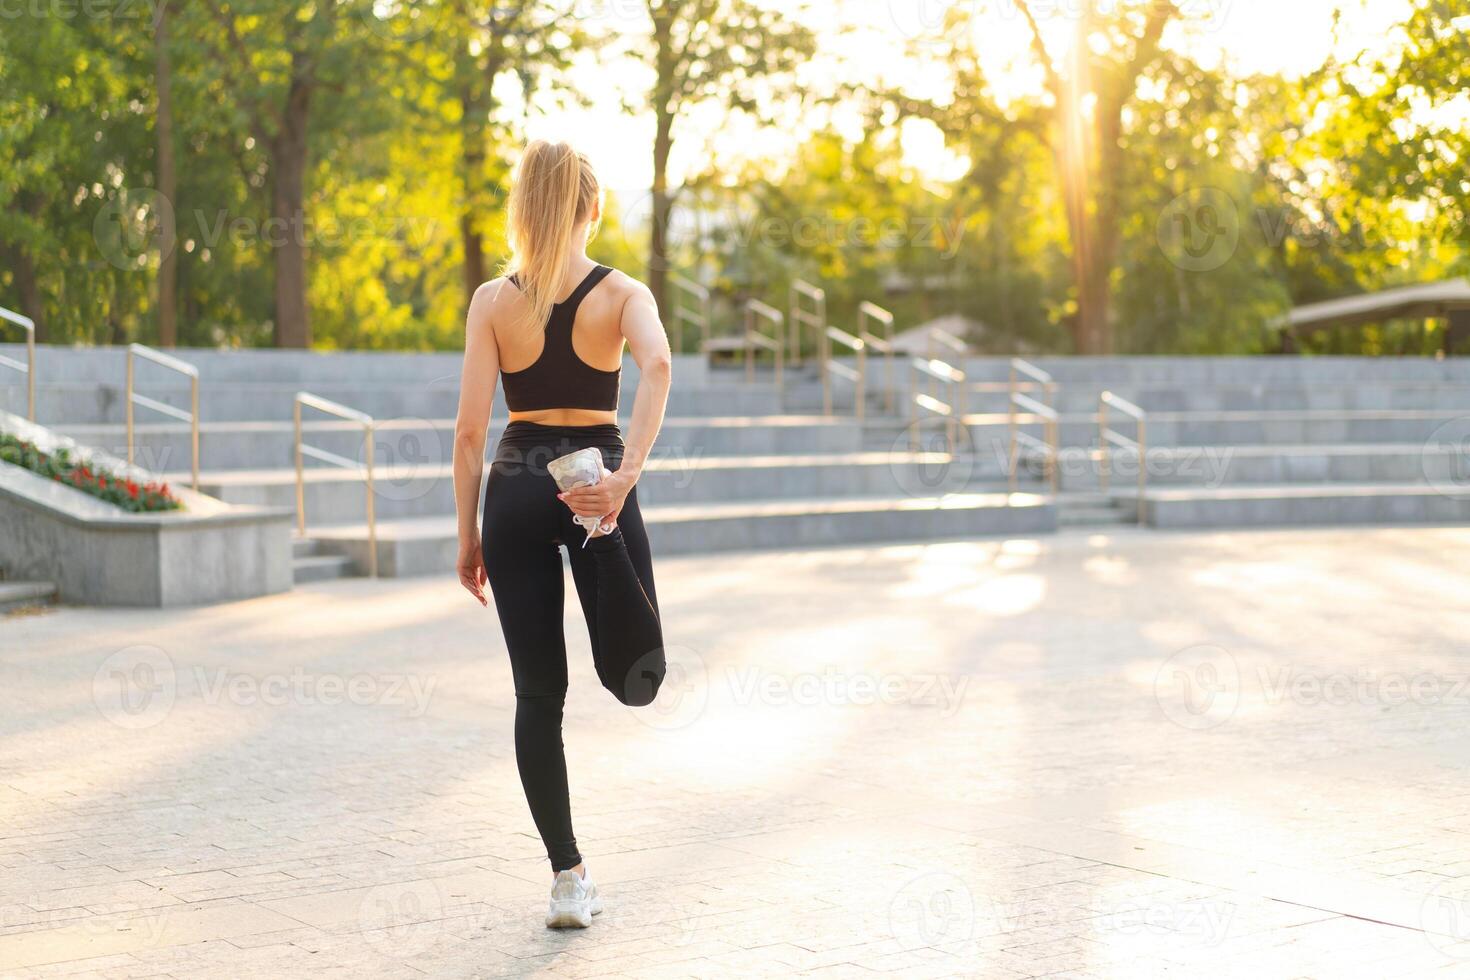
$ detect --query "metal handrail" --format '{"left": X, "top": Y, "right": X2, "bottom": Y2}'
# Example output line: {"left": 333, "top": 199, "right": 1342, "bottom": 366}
{"left": 0, "top": 306, "right": 36, "bottom": 420}
{"left": 744, "top": 299, "right": 784, "bottom": 388}
{"left": 668, "top": 273, "right": 711, "bottom": 355}
{"left": 1098, "top": 390, "right": 1147, "bottom": 524}
{"left": 126, "top": 343, "right": 200, "bottom": 490}
{"left": 788, "top": 279, "right": 825, "bottom": 370}
{"left": 906, "top": 355, "right": 967, "bottom": 454}
{"left": 295, "top": 392, "right": 377, "bottom": 578}
{"left": 822, "top": 322, "right": 866, "bottom": 419}
{"left": 858, "top": 302, "right": 895, "bottom": 413}
{"left": 1007, "top": 358, "right": 1058, "bottom": 494}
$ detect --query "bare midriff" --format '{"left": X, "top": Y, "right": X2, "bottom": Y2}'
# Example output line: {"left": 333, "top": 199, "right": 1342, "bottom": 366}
{"left": 507, "top": 407, "right": 618, "bottom": 427}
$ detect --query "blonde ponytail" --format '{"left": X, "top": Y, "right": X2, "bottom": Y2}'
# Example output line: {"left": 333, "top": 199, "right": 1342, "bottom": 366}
{"left": 503, "top": 140, "right": 602, "bottom": 331}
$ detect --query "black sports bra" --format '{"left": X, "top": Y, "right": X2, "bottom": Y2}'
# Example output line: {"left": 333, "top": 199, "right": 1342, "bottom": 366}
{"left": 500, "top": 265, "right": 620, "bottom": 413}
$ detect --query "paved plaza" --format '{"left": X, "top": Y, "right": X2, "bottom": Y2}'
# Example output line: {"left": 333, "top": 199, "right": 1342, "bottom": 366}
{"left": 3, "top": 526, "right": 1470, "bottom": 978}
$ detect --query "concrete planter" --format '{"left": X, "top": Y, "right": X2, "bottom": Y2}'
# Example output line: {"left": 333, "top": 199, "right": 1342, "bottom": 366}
{"left": 0, "top": 412, "right": 292, "bottom": 607}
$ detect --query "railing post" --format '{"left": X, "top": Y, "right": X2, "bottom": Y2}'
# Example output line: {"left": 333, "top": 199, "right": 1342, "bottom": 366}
{"left": 1007, "top": 362, "right": 1018, "bottom": 493}
{"left": 1098, "top": 396, "right": 1110, "bottom": 494}
{"left": 189, "top": 373, "right": 200, "bottom": 491}
{"left": 744, "top": 304, "right": 755, "bottom": 384}
{"left": 294, "top": 397, "right": 305, "bottom": 536}
{"left": 125, "top": 347, "right": 135, "bottom": 469}
{"left": 1136, "top": 417, "right": 1147, "bottom": 525}
{"left": 364, "top": 421, "right": 378, "bottom": 578}
{"left": 854, "top": 330, "right": 866, "bottom": 423}
{"left": 25, "top": 324, "right": 34, "bottom": 421}
{"left": 1045, "top": 381, "right": 1058, "bottom": 493}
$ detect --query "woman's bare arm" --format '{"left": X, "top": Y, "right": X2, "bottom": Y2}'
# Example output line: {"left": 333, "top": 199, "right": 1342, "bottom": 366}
{"left": 452, "top": 283, "right": 500, "bottom": 604}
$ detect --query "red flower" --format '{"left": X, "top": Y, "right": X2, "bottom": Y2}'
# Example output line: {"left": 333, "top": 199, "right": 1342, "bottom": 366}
{"left": 126, "top": 482, "right": 140, "bottom": 498}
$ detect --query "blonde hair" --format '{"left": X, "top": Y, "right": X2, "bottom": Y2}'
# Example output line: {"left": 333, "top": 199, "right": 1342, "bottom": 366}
{"left": 503, "top": 140, "right": 602, "bottom": 331}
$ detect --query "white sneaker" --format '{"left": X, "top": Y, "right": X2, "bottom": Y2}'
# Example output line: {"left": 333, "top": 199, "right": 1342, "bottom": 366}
{"left": 545, "top": 868, "right": 603, "bottom": 928}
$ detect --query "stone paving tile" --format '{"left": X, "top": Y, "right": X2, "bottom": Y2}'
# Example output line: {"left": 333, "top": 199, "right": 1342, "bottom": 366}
{"left": 4, "top": 527, "right": 1470, "bottom": 978}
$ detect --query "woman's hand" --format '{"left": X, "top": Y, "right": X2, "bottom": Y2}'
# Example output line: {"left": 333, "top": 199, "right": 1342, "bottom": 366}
{"left": 558, "top": 468, "right": 632, "bottom": 532}
{"left": 458, "top": 534, "right": 487, "bottom": 606}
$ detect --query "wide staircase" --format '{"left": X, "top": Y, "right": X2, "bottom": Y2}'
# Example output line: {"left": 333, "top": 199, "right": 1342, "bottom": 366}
{"left": 959, "top": 356, "right": 1470, "bottom": 527}
{"left": 8, "top": 338, "right": 1470, "bottom": 587}
{"left": 13, "top": 346, "right": 1051, "bottom": 583}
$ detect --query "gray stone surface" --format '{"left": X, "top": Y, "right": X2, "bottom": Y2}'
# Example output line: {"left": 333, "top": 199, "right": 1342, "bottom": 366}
{"left": 0, "top": 412, "right": 293, "bottom": 606}
{"left": 3, "top": 527, "right": 1470, "bottom": 976}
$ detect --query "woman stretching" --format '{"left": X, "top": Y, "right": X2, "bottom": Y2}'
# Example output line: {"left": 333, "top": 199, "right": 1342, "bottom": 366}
{"left": 452, "top": 140, "right": 671, "bottom": 928}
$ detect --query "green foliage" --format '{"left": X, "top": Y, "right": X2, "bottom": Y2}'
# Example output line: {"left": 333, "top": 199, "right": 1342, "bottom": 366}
{"left": 0, "top": 0, "right": 1463, "bottom": 355}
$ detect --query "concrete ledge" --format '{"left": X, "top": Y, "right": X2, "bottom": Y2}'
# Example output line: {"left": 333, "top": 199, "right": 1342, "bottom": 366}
{"left": 0, "top": 412, "right": 293, "bottom": 606}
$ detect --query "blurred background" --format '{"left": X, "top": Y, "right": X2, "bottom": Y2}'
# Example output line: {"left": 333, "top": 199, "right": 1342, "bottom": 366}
{"left": 1, "top": 0, "right": 1465, "bottom": 356}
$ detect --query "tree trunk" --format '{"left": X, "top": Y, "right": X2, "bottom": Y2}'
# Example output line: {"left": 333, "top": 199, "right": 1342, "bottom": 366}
{"left": 1, "top": 243, "right": 45, "bottom": 342}
{"left": 153, "top": 0, "right": 179, "bottom": 347}
{"left": 459, "top": 82, "right": 488, "bottom": 307}
{"left": 271, "top": 72, "right": 312, "bottom": 348}
{"left": 648, "top": 106, "right": 674, "bottom": 318}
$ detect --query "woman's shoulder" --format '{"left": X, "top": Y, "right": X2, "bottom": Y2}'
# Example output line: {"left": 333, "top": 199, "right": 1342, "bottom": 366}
{"left": 597, "top": 266, "right": 654, "bottom": 306}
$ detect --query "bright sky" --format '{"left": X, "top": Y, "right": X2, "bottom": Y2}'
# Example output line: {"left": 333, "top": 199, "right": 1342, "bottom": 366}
{"left": 521, "top": 0, "right": 1417, "bottom": 198}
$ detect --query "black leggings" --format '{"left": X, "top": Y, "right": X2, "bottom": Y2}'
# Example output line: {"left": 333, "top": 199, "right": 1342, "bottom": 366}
{"left": 482, "top": 421, "right": 666, "bottom": 872}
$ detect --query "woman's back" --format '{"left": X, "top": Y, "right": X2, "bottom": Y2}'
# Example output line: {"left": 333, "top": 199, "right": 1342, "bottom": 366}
{"left": 485, "top": 260, "right": 640, "bottom": 427}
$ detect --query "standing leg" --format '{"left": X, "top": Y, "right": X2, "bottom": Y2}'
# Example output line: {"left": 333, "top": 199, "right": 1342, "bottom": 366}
{"left": 483, "top": 468, "right": 582, "bottom": 872}
{"left": 566, "top": 485, "right": 666, "bottom": 707}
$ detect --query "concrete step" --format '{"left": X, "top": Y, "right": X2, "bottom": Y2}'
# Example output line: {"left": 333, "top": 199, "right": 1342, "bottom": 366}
{"left": 57, "top": 414, "right": 865, "bottom": 471}
{"left": 185, "top": 451, "right": 1006, "bottom": 520}
{"left": 961, "top": 381, "right": 1470, "bottom": 416}
{"left": 305, "top": 491, "right": 1056, "bottom": 575}
{"left": 1047, "top": 442, "right": 1470, "bottom": 492}
{"left": 1116, "top": 482, "right": 1470, "bottom": 528}
{"left": 291, "top": 553, "right": 356, "bottom": 584}
{"left": 8, "top": 379, "right": 782, "bottom": 425}
{"left": 0, "top": 581, "right": 57, "bottom": 614}
{"left": 962, "top": 409, "right": 1470, "bottom": 450}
